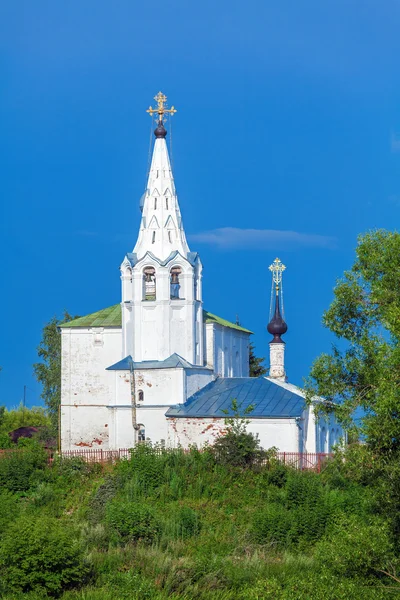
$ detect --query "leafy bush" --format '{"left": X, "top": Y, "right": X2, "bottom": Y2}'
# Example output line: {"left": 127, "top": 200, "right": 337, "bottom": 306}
{"left": 253, "top": 471, "right": 336, "bottom": 548}
{"left": 88, "top": 475, "right": 120, "bottom": 523}
{"left": 0, "top": 490, "right": 21, "bottom": 539}
{"left": 253, "top": 504, "right": 293, "bottom": 547}
{"left": 0, "top": 432, "right": 13, "bottom": 449}
{"left": 212, "top": 399, "right": 262, "bottom": 468}
{"left": 106, "top": 500, "right": 160, "bottom": 543}
{"left": 315, "top": 514, "right": 394, "bottom": 577}
{"left": 117, "top": 444, "right": 165, "bottom": 493}
{"left": 164, "top": 506, "right": 202, "bottom": 540}
{"left": 0, "top": 443, "right": 48, "bottom": 491}
{"left": 0, "top": 515, "right": 90, "bottom": 596}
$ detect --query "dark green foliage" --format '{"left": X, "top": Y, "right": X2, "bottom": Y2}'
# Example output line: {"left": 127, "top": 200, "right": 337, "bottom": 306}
{"left": 306, "top": 229, "right": 400, "bottom": 456}
{"left": 0, "top": 443, "right": 398, "bottom": 598}
{"left": 315, "top": 514, "right": 394, "bottom": 578}
{"left": 33, "top": 311, "right": 79, "bottom": 429}
{"left": 0, "top": 442, "right": 48, "bottom": 491}
{"left": 253, "top": 471, "right": 334, "bottom": 548}
{"left": 0, "top": 490, "right": 21, "bottom": 539}
{"left": 106, "top": 500, "right": 160, "bottom": 543}
{"left": 88, "top": 475, "right": 120, "bottom": 523}
{"left": 0, "top": 515, "right": 90, "bottom": 596}
{"left": 212, "top": 399, "right": 263, "bottom": 467}
{"left": 0, "top": 432, "right": 13, "bottom": 448}
{"left": 165, "top": 506, "right": 202, "bottom": 539}
{"left": 249, "top": 342, "right": 267, "bottom": 377}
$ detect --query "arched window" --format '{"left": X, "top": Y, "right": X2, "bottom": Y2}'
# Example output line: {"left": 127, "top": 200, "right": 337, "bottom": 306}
{"left": 143, "top": 267, "right": 156, "bottom": 301}
{"left": 154, "top": 198, "right": 157, "bottom": 209}
{"left": 166, "top": 198, "right": 169, "bottom": 209}
{"left": 170, "top": 267, "right": 182, "bottom": 299}
{"left": 138, "top": 425, "right": 145, "bottom": 442}
{"left": 152, "top": 231, "right": 156, "bottom": 244}
{"left": 168, "top": 230, "right": 172, "bottom": 243}
{"left": 138, "top": 390, "right": 144, "bottom": 402}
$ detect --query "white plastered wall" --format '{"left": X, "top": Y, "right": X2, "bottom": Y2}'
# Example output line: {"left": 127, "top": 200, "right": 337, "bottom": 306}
{"left": 167, "top": 417, "right": 302, "bottom": 451}
{"left": 107, "top": 366, "right": 213, "bottom": 449}
{"left": 60, "top": 327, "right": 122, "bottom": 450}
{"left": 205, "top": 323, "right": 250, "bottom": 377}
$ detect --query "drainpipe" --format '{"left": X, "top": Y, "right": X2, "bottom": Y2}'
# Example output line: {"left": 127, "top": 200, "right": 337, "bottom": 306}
{"left": 129, "top": 358, "right": 138, "bottom": 447}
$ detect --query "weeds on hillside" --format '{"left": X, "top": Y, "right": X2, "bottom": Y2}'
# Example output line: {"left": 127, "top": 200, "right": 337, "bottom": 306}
{"left": 0, "top": 441, "right": 398, "bottom": 598}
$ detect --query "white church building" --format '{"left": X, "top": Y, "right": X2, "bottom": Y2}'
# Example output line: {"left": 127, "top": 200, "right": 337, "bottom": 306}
{"left": 60, "top": 92, "right": 343, "bottom": 454}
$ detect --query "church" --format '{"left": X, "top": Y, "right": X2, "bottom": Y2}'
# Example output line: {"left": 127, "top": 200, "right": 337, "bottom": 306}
{"left": 60, "top": 92, "right": 343, "bottom": 454}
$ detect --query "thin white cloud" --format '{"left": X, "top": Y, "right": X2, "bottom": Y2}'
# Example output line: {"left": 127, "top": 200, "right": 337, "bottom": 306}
{"left": 189, "top": 228, "right": 336, "bottom": 250}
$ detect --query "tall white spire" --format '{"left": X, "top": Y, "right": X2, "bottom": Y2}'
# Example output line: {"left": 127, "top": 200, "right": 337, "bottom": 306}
{"left": 121, "top": 93, "right": 204, "bottom": 366}
{"left": 133, "top": 92, "right": 190, "bottom": 261}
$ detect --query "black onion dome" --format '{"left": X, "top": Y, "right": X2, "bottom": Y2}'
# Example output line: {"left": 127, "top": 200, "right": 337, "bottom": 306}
{"left": 154, "top": 120, "right": 167, "bottom": 138}
{"left": 267, "top": 293, "right": 288, "bottom": 343}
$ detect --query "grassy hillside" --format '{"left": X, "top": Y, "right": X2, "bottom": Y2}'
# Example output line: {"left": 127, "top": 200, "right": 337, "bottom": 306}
{"left": 0, "top": 443, "right": 397, "bottom": 599}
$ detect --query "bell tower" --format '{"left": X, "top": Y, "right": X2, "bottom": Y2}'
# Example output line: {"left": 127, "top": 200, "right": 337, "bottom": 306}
{"left": 267, "top": 258, "right": 288, "bottom": 381}
{"left": 120, "top": 92, "right": 204, "bottom": 365}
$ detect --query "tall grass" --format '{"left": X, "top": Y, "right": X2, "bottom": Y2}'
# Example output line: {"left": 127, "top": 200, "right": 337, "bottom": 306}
{"left": 0, "top": 444, "right": 396, "bottom": 599}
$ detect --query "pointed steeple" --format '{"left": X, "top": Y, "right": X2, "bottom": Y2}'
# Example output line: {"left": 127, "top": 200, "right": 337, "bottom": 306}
{"left": 267, "top": 258, "right": 287, "bottom": 381}
{"left": 133, "top": 92, "right": 190, "bottom": 261}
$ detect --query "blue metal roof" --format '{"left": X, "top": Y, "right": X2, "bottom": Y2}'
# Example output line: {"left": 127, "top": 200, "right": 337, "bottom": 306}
{"left": 106, "top": 353, "right": 206, "bottom": 371}
{"left": 166, "top": 377, "right": 306, "bottom": 419}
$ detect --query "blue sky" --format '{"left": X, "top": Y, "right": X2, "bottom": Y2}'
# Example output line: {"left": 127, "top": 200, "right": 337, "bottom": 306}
{"left": 1, "top": 1, "right": 399, "bottom": 408}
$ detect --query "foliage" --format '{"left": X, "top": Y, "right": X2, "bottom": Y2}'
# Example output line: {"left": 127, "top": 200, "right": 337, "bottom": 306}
{"left": 253, "top": 471, "right": 334, "bottom": 548}
{"left": 0, "top": 443, "right": 398, "bottom": 598}
{"left": 249, "top": 342, "right": 267, "bottom": 377}
{"left": 0, "top": 515, "right": 90, "bottom": 596}
{"left": 106, "top": 500, "right": 160, "bottom": 543}
{"left": 0, "top": 441, "right": 48, "bottom": 491}
{"left": 212, "top": 399, "right": 262, "bottom": 467}
{"left": 306, "top": 230, "right": 400, "bottom": 457}
{"left": 315, "top": 513, "right": 394, "bottom": 578}
{"left": 33, "top": 311, "right": 79, "bottom": 429}
{"left": 88, "top": 475, "right": 121, "bottom": 523}
{"left": 0, "top": 404, "right": 51, "bottom": 436}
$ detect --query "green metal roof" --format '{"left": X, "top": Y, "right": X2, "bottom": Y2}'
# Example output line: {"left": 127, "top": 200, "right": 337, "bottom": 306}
{"left": 61, "top": 304, "right": 252, "bottom": 334}
{"left": 203, "top": 311, "right": 252, "bottom": 334}
{"left": 61, "top": 304, "right": 121, "bottom": 328}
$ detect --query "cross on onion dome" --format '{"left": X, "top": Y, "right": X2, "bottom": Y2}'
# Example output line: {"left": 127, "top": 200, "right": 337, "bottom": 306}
{"left": 269, "top": 258, "right": 286, "bottom": 291}
{"left": 146, "top": 91, "right": 177, "bottom": 122}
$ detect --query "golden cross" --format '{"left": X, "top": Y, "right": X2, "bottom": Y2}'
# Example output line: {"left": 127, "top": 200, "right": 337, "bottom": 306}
{"left": 146, "top": 91, "right": 177, "bottom": 122}
{"left": 269, "top": 257, "right": 286, "bottom": 290}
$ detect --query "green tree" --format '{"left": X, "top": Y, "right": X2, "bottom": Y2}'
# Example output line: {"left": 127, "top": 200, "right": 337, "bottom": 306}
{"left": 33, "top": 311, "right": 78, "bottom": 429}
{"left": 212, "top": 399, "right": 262, "bottom": 467}
{"left": 306, "top": 230, "right": 400, "bottom": 457}
{"left": 249, "top": 342, "right": 267, "bottom": 377}
{"left": 0, "top": 405, "right": 50, "bottom": 436}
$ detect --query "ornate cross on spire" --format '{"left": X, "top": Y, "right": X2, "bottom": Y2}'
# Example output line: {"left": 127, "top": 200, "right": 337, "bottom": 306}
{"left": 146, "top": 91, "right": 177, "bottom": 122}
{"left": 269, "top": 257, "right": 286, "bottom": 292}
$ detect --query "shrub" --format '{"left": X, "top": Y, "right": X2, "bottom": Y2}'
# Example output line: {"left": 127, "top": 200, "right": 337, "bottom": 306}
{"left": 88, "top": 475, "right": 120, "bottom": 523}
{"left": 164, "top": 506, "right": 202, "bottom": 540}
{"left": 0, "top": 515, "right": 90, "bottom": 596}
{"left": 212, "top": 400, "right": 262, "bottom": 468}
{"left": 106, "top": 500, "right": 160, "bottom": 543}
{"left": 0, "top": 490, "right": 21, "bottom": 539}
{"left": 0, "top": 443, "right": 48, "bottom": 492}
{"left": 117, "top": 444, "right": 165, "bottom": 493}
{"left": 315, "top": 513, "right": 394, "bottom": 578}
